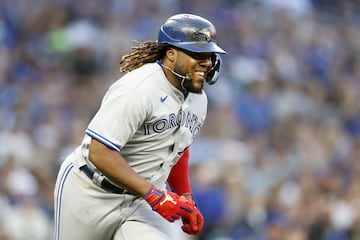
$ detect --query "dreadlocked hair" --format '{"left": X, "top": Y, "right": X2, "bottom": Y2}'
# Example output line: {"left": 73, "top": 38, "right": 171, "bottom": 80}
{"left": 120, "top": 40, "right": 168, "bottom": 73}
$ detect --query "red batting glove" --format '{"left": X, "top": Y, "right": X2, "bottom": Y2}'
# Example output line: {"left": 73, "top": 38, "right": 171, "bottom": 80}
{"left": 145, "top": 186, "right": 193, "bottom": 222}
{"left": 180, "top": 193, "right": 204, "bottom": 235}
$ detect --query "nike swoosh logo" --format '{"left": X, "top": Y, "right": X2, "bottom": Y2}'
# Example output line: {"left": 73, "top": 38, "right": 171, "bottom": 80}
{"left": 160, "top": 95, "right": 168, "bottom": 103}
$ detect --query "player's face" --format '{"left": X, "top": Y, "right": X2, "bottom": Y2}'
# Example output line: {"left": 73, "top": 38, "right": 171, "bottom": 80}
{"left": 174, "top": 49, "right": 214, "bottom": 93}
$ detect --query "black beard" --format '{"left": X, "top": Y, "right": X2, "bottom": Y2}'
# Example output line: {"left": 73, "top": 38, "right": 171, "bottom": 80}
{"left": 172, "top": 65, "right": 202, "bottom": 94}
{"left": 181, "top": 78, "right": 202, "bottom": 94}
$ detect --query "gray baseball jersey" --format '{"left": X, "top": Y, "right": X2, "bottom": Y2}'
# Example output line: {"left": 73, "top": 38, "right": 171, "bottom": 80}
{"left": 81, "top": 62, "right": 207, "bottom": 185}
{"left": 54, "top": 62, "right": 208, "bottom": 240}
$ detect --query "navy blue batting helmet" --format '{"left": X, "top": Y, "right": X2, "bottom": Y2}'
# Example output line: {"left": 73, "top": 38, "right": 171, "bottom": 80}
{"left": 158, "top": 14, "right": 226, "bottom": 54}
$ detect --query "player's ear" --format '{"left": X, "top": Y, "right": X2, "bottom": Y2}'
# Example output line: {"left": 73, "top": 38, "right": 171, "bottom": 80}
{"left": 166, "top": 47, "right": 177, "bottom": 62}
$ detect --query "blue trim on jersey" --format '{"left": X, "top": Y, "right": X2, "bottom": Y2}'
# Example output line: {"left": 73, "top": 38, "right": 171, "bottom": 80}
{"left": 54, "top": 162, "right": 74, "bottom": 240}
{"left": 85, "top": 128, "right": 121, "bottom": 152}
{"left": 183, "top": 91, "right": 189, "bottom": 99}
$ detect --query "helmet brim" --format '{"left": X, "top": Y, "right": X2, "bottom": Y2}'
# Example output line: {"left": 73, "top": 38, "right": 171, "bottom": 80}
{"left": 167, "top": 41, "right": 226, "bottom": 54}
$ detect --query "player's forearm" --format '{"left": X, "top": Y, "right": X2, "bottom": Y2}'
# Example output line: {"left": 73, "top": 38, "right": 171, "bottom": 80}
{"left": 88, "top": 138, "right": 152, "bottom": 197}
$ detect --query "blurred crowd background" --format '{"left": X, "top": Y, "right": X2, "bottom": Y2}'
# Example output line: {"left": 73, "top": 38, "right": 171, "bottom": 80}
{"left": 0, "top": 0, "right": 360, "bottom": 239}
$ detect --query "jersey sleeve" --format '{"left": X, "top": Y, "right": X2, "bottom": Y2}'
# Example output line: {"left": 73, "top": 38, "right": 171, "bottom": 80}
{"left": 167, "top": 148, "right": 192, "bottom": 195}
{"left": 86, "top": 84, "right": 150, "bottom": 151}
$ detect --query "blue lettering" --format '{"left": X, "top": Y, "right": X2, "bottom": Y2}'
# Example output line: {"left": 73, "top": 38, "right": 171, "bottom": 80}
{"left": 143, "top": 110, "right": 202, "bottom": 138}
{"left": 169, "top": 113, "right": 177, "bottom": 129}
{"left": 189, "top": 114, "right": 198, "bottom": 132}
{"left": 185, "top": 112, "right": 192, "bottom": 128}
{"left": 153, "top": 119, "right": 168, "bottom": 133}
{"left": 144, "top": 124, "right": 150, "bottom": 135}
{"left": 192, "top": 123, "right": 202, "bottom": 138}
{"left": 177, "top": 109, "right": 185, "bottom": 126}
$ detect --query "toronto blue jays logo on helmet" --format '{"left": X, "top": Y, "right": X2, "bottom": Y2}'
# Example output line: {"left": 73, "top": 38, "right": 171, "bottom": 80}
{"left": 193, "top": 28, "right": 215, "bottom": 42}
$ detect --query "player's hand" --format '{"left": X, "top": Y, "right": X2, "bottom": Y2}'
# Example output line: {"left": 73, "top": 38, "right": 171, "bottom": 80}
{"left": 144, "top": 186, "right": 193, "bottom": 222}
{"left": 180, "top": 193, "right": 204, "bottom": 235}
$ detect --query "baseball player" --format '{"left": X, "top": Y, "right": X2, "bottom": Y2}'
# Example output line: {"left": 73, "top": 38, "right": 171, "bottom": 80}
{"left": 54, "top": 13, "right": 226, "bottom": 240}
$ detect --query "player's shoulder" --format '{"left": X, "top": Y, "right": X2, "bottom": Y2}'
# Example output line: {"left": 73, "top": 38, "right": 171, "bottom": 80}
{"left": 113, "top": 63, "right": 162, "bottom": 89}
{"left": 100, "top": 63, "right": 160, "bottom": 105}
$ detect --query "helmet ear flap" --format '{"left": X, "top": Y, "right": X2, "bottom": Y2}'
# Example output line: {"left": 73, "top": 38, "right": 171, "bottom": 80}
{"left": 206, "top": 54, "right": 222, "bottom": 85}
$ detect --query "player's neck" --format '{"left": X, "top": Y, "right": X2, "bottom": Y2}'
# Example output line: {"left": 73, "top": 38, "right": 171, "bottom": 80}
{"left": 158, "top": 60, "right": 186, "bottom": 93}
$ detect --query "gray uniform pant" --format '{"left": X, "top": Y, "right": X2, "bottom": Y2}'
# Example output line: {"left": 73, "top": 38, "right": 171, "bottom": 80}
{"left": 54, "top": 154, "right": 187, "bottom": 240}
